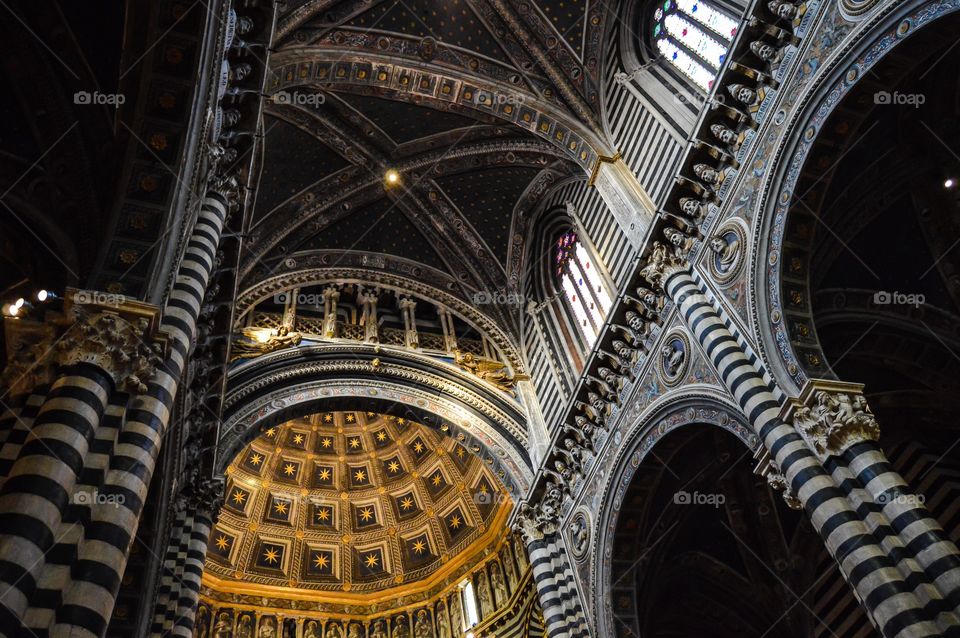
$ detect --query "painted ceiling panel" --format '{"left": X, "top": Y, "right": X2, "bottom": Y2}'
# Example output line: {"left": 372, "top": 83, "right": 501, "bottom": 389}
{"left": 435, "top": 166, "right": 543, "bottom": 265}
{"left": 535, "top": 0, "right": 588, "bottom": 57}
{"left": 307, "top": 196, "right": 448, "bottom": 271}
{"left": 343, "top": 0, "right": 514, "bottom": 65}
{"left": 339, "top": 93, "right": 479, "bottom": 146}
{"left": 255, "top": 116, "right": 351, "bottom": 221}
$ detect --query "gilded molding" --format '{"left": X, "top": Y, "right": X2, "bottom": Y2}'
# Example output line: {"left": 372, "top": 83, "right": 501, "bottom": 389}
{"left": 234, "top": 267, "right": 525, "bottom": 372}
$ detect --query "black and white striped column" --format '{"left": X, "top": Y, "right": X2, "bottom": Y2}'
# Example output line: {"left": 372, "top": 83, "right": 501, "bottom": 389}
{"left": 526, "top": 534, "right": 591, "bottom": 638}
{"left": 49, "top": 189, "right": 230, "bottom": 638}
{"left": 149, "top": 502, "right": 214, "bottom": 638}
{"left": 0, "top": 389, "right": 47, "bottom": 484}
{"left": 0, "top": 364, "right": 113, "bottom": 630}
{"left": 841, "top": 441, "right": 960, "bottom": 613}
{"left": 662, "top": 265, "right": 957, "bottom": 638}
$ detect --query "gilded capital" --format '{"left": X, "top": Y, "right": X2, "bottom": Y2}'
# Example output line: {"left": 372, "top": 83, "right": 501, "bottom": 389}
{"left": 56, "top": 291, "right": 166, "bottom": 393}
{"left": 1, "top": 290, "right": 165, "bottom": 396}
{"left": 780, "top": 379, "right": 880, "bottom": 461}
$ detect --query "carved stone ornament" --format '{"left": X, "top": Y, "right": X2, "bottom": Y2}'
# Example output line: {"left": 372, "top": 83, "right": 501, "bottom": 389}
{"left": 639, "top": 241, "right": 688, "bottom": 290}
{"left": 753, "top": 447, "right": 801, "bottom": 510}
{"left": 513, "top": 486, "right": 561, "bottom": 543}
{"left": 2, "top": 289, "right": 165, "bottom": 396}
{"left": 780, "top": 379, "right": 880, "bottom": 461}
{"left": 568, "top": 511, "right": 590, "bottom": 559}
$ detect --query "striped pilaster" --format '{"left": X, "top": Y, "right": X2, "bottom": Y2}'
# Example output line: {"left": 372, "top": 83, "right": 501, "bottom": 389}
{"left": 843, "top": 442, "right": 960, "bottom": 613}
{"left": 48, "top": 192, "right": 229, "bottom": 638}
{"left": 170, "top": 511, "right": 212, "bottom": 637}
{"left": 0, "top": 365, "right": 113, "bottom": 631}
{"left": 151, "top": 508, "right": 188, "bottom": 636}
{"left": 526, "top": 534, "right": 591, "bottom": 638}
{"left": 663, "top": 267, "right": 954, "bottom": 638}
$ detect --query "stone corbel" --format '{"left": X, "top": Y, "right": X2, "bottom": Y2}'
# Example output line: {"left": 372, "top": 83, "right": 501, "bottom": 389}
{"left": 752, "top": 446, "right": 801, "bottom": 510}
{"left": 780, "top": 379, "right": 880, "bottom": 462}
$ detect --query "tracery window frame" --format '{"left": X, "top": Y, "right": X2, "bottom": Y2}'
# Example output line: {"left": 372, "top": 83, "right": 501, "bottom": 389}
{"left": 647, "top": 0, "right": 739, "bottom": 92}
{"left": 552, "top": 227, "right": 614, "bottom": 349}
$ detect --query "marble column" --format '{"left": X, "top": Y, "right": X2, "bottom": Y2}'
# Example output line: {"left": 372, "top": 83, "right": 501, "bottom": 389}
{"left": 643, "top": 248, "right": 959, "bottom": 637}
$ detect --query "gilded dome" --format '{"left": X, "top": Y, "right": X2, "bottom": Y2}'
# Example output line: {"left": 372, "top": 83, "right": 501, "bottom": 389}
{"left": 205, "top": 411, "right": 511, "bottom": 603}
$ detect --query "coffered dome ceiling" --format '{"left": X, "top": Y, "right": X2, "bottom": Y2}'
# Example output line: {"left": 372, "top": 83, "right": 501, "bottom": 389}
{"left": 205, "top": 411, "right": 511, "bottom": 604}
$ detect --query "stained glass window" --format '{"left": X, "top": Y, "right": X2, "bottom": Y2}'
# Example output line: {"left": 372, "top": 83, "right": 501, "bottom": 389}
{"left": 555, "top": 230, "right": 613, "bottom": 346}
{"left": 652, "top": 0, "right": 738, "bottom": 91}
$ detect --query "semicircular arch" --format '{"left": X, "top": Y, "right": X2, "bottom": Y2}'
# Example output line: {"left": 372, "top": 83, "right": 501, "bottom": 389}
{"left": 752, "top": 2, "right": 960, "bottom": 393}
{"left": 219, "top": 345, "right": 535, "bottom": 495}
{"left": 589, "top": 388, "right": 757, "bottom": 636}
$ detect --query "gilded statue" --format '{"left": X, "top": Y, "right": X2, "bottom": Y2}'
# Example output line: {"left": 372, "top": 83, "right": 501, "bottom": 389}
{"left": 231, "top": 325, "right": 302, "bottom": 362}
{"left": 453, "top": 350, "right": 527, "bottom": 396}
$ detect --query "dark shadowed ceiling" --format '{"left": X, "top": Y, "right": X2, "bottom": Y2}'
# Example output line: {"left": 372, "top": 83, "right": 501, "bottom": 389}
{"left": 238, "top": 0, "right": 617, "bottom": 336}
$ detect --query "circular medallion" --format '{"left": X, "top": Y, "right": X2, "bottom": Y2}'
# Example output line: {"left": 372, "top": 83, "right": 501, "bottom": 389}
{"left": 706, "top": 219, "right": 747, "bottom": 284}
{"left": 569, "top": 510, "right": 591, "bottom": 560}
{"left": 658, "top": 330, "right": 690, "bottom": 386}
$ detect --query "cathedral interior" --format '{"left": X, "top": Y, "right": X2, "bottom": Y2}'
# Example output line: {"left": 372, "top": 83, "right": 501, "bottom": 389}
{"left": 2, "top": 0, "right": 960, "bottom": 637}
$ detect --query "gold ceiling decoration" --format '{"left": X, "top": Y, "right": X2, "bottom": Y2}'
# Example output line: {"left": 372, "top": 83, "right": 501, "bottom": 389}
{"left": 204, "top": 411, "right": 512, "bottom": 606}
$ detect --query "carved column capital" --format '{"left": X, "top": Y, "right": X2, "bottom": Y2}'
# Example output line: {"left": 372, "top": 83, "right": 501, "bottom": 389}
{"left": 513, "top": 483, "right": 563, "bottom": 544}
{"left": 780, "top": 379, "right": 880, "bottom": 462}
{"left": 56, "top": 291, "right": 166, "bottom": 393}
{"left": 513, "top": 505, "right": 545, "bottom": 544}
{"left": 639, "top": 241, "right": 689, "bottom": 291}
{"left": 1, "top": 290, "right": 165, "bottom": 396}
